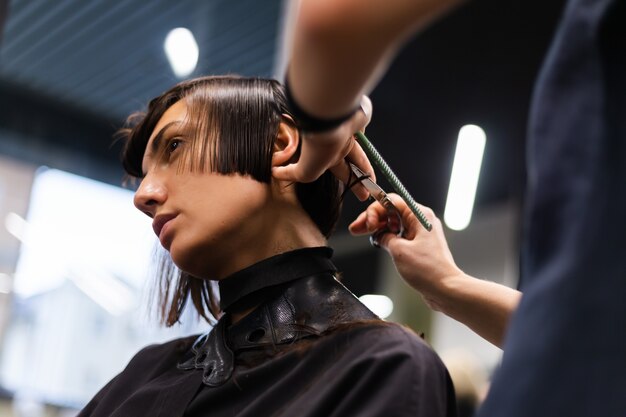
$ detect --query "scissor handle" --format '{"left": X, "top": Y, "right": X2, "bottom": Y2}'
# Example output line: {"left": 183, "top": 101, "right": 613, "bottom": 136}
{"left": 369, "top": 198, "right": 404, "bottom": 248}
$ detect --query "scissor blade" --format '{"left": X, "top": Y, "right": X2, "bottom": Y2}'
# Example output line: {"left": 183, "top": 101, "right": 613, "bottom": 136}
{"left": 349, "top": 163, "right": 404, "bottom": 241}
{"left": 349, "top": 163, "right": 389, "bottom": 203}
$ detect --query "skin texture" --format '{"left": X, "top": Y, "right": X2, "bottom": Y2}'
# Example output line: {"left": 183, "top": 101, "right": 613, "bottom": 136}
{"left": 349, "top": 194, "right": 521, "bottom": 348}
{"left": 134, "top": 100, "right": 326, "bottom": 281}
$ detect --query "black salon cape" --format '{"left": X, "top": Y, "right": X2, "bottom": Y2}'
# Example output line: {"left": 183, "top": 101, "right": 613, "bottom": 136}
{"left": 78, "top": 323, "right": 456, "bottom": 417}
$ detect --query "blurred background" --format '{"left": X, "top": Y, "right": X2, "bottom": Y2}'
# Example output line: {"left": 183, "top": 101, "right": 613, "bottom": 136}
{"left": 0, "top": 0, "right": 567, "bottom": 415}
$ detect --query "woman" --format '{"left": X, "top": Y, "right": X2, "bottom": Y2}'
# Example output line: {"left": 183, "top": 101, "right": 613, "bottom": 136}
{"left": 78, "top": 76, "right": 456, "bottom": 417}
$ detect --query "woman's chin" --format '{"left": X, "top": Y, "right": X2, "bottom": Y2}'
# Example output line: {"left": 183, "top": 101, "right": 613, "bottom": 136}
{"left": 169, "top": 244, "right": 217, "bottom": 279}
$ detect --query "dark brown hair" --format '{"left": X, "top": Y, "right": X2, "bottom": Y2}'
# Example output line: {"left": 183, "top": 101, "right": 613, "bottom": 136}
{"left": 119, "top": 76, "right": 342, "bottom": 326}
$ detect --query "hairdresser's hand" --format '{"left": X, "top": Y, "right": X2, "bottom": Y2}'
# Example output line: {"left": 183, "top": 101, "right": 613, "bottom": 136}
{"left": 272, "top": 96, "right": 375, "bottom": 201}
{"left": 349, "top": 194, "right": 463, "bottom": 310}
{"left": 350, "top": 194, "right": 522, "bottom": 348}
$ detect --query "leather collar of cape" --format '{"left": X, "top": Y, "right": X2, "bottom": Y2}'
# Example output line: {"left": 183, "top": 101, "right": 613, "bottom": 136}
{"left": 177, "top": 247, "right": 378, "bottom": 387}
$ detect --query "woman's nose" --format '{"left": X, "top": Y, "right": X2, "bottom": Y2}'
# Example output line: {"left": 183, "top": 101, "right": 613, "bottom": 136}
{"left": 133, "top": 175, "right": 167, "bottom": 218}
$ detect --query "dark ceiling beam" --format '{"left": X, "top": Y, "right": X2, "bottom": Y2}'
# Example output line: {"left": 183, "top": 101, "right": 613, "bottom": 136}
{"left": 0, "top": 0, "right": 7, "bottom": 44}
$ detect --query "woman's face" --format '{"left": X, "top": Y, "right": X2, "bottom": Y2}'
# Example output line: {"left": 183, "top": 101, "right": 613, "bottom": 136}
{"left": 133, "top": 100, "right": 273, "bottom": 279}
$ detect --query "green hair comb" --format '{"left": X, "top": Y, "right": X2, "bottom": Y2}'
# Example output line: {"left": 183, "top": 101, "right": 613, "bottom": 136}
{"left": 354, "top": 131, "right": 432, "bottom": 232}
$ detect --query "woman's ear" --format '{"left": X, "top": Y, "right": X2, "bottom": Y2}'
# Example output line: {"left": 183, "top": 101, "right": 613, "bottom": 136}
{"left": 272, "top": 117, "right": 300, "bottom": 167}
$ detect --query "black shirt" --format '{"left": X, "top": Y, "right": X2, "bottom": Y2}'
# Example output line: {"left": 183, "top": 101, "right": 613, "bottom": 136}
{"left": 478, "top": 0, "right": 626, "bottom": 416}
{"left": 78, "top": 248, "right": 457, "bottom": 417}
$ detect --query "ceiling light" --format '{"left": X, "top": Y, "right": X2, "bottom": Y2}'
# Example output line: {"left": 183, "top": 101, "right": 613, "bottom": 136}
{"left": 444, "top": 125, "right": 486, "bottom": 231}
{"left": 164, "top": 27, "right": 199, "bottom": 78}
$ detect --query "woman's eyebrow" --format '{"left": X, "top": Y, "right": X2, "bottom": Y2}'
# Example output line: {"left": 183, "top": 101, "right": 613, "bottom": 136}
{"left": 141, "top": 121, "right": 183, "bottom": 176}
{"left": 150, "top": 121, "right": 182, "bottom": 154}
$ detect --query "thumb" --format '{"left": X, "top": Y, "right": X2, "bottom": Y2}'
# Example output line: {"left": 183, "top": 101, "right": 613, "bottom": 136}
{"left": 375, "top": 231, "right": 402, "bottom": 253}
{"left": 348, "top": 211, "right": 369, "bottom": 235}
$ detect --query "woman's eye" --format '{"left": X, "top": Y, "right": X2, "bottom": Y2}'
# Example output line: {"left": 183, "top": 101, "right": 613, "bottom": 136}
{"left": 167, "top": 138, "right": 182, "bottom": 154}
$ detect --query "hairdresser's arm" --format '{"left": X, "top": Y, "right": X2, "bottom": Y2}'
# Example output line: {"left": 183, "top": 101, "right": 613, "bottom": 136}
{"left": 274, "top": 0, "right": 462, "bottom": 187}
{"left": 349, "top": 195, "right": 521, "bottom": 348}
{"left": 287, "top": 0, "right": 462, "bottom": 120}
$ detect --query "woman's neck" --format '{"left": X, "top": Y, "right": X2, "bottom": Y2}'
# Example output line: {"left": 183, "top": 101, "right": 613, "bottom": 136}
{"left": 211, "top": 202, "right": 327, "bottom": 281}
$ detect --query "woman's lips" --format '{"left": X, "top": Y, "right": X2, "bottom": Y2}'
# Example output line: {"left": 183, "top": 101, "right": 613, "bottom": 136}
{"left": 152, "top": 214, "right": 177, "bottom": 243}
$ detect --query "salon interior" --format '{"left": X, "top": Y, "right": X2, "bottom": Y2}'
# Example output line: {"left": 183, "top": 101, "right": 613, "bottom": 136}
{"left": 0, "top": 0, "right": 566, "bottom": 415}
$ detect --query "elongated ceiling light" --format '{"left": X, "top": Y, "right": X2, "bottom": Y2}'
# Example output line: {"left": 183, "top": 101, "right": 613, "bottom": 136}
{"left": 444, "top": 125, "right": 486, "bottom": 231}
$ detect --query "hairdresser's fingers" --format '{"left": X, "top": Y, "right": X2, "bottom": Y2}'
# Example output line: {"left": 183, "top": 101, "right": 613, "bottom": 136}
{"left": 348, "top": 96, "right": 375, "bottom": 181}
{"left": 273, "top": 95, "right": 373, "bottom": 184}
{"left": 357, "top": 95, "right": 373, "bottom": 128}
{"left": 349, "top": 201, "right": 389, "bottom": 235}
{"left": 349, "top": 193, "right": 415, "bottom": 236}
{"left": 375, "top": 201, "right": 446, "bottom": 259}
{"left": 373, "top": 230, "right": 400, "bottom": 252}
{"left": 351, "top": 193, "right": 430, "bottom": 241}
{"left": 377, "top": 216, "right": 460, "bottom": 297}
{"left": 346, "top": 140, "right": 376, "bottom": 183}
{"left": 348, "top": 211, "right": 369, "bottom": 234}
{"left": 272, "top": 133, "right": 341, "bottom": 182}
{"left": 328, "top": 99, "right": 376, "bottom": 200}
{"left": 329, "top": 142, "right": 374, "bottom": 201}
{"left": 328, "top": 94, "right": 373, "bottom": 175}
{"left": 382, "top": 194, "right": 424, "bottom": 240}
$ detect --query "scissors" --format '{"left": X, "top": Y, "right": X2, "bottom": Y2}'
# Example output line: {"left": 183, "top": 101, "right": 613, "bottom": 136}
{"left": 349, "top": 163, "right": 404, "bottom": 247}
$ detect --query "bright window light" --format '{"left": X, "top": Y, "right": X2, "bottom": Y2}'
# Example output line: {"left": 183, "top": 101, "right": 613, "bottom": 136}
{"left": 444, "top": 125, "right": 486, "bottom": 231}
{"left": 68, "top": 266, "right": 136, "bottom": 316}
{"left": 12, "top": 168, "right": 153, "bottom": 297}
{"left": 359, "top": 294, "right": 394, "bottom": 319}
{"left": 1, "top": 168, "right": 207, "bottom": 405}
{"left": 164, "top": 27, "right": 199, "bottom": 78}
{"left": 4, "top": 212, "right": 29, "bottom": 243}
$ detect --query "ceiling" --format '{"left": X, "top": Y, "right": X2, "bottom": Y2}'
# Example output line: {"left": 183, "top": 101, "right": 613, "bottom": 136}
{"left": 0, "top": 0, "right": 281, "bottom": 120}
{"left": 0, "top": 0, "right": 567, "bottom": 219}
